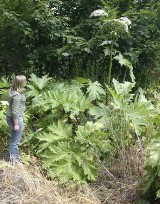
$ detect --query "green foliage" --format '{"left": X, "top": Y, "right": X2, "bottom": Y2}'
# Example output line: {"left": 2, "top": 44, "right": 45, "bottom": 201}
{"left": 137, "top": 198, "right": 150, "bottom": 204}
{"left": 0, "top": 0, "right": 159, "bottom": 86}
{"left": 0, "top": 101, "right": 8, "bottom": 134}
{"left": 107, "top": 79, "right": 135, "bottom": 107}
{"left": 27, "top": 77, "right": 106, "bottom": 120}
{"left": 113, "top": 53, "right": 135, "bottom": 83}
{"left": 31, "top": 84, "right": 93, "bottom": 118}
{"left": 36, "top": 120, "right": 111, "bottom": 183}
{"left": 0, "top": 77, "right": 11, "bottom": 100}
{"left": 28, "top": 73, "right": 52, "bottom": 91}
{"left": 86, "top": 81, "right": 105, "bottom": 100}
{"left": 0, "top": 74, "right": 157, "bottom": 185}
{"left": 89, "top": 102, "right": 111, "bottom": 127}
{"left": 25, "top": 74, "right": 156, "bottom": 184}
{"left": 24, "top": 75, "right": 114, "bottom": 183}
{"left": 0, "top": 76, "right": 10, "bottom": 89}
{"left": 106, "top": 79, "right": 155, "bottom": 135}
{"left": 26, "top": 73, "right": 52, "bottom": 98}
{"left": 0, "top": 77, "right": 11, "bottom": 150}
{"left": 124, "top": 1, "right": 160, "bottom": 87}
{"left": 141, "top": 115, "right": 160, "bottom": 201}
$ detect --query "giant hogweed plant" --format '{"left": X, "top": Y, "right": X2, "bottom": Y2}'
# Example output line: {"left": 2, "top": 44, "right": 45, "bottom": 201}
{"left": 26, "top": 73, "right": 52, "bottom": 98}
{"left": 106, "top": 79, "right": 155, "bottom": 134}
{"left": 141, "top": 115, "right": 160, "bottom": 201}
{"left": 0, "top": 77, "right": 11, "bottom": 150}
{"left": 0, "top": 101, "right": 9, "bottom": 134}
{"left": 36, "top": 121, "right": 112, "bottom": 183}
{"left": 25, "top": 75, "right": 155, "bottom": 183}
{"left": 26, "top": 74, "right": 105, "bottom": 122}
{"left": 25, "top": 75, "right": 111, "bottom": 183}
{"left": 0, "top": 101, "right": 9, "bottom": 151}
{"left": 90, "top": 79, "right": 155, "bottom": 150}
{"left": 89, "top": 79, "right": 156, "bottom": 185}
{"left": 90, "top": 10, "right": 133, "bottom": 86}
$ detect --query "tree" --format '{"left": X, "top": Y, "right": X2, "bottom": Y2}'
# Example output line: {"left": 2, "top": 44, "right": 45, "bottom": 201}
{"left": 0, "top": 0, "right": 159, "bottom": 87}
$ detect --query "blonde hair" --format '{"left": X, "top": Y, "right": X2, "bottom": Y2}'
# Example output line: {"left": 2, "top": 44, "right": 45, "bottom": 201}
{"left": 12, "top": 75, "right": 26, "bottom": 93}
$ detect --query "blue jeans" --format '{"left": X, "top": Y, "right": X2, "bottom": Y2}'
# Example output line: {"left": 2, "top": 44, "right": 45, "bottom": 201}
{"left": 6, "top": 115, "right": 23, "bottom": 161}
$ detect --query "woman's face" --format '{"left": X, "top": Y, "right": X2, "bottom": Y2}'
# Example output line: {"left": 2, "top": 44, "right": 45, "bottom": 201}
{"left": 22, "top": 79, "right": 27, "bottom": 87}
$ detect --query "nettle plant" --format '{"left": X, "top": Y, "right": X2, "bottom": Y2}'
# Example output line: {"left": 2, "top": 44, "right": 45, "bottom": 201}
{"left": 25, "top": 74, "right": 155, "bottom": 183}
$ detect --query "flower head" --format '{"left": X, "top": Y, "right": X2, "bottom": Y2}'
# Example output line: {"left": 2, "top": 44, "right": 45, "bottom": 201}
{"left": 108, "top": 16, "right": 131, "bottom": 32}
{"left": 113, "top": 19, "right": 129, "bottom": 32}
{"left": 119, "top": 17, "right": 131, "bottom": 26}
{"left": 90, "top": 9, "right": 108, "bottom": 17}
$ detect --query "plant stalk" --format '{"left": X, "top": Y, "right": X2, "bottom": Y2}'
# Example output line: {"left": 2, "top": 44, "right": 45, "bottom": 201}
{"left": 106, "top": 38, "right": 114, "bottom": 105}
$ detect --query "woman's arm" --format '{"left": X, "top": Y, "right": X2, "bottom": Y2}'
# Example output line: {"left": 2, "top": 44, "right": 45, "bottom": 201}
{"left": 12, "top": 93, "right": 21, "bottom": 131}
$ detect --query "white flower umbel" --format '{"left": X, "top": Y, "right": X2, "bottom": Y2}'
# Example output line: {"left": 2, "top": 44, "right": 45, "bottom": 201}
{"left": 90, "top": 9, "right": 108, "bottom": 17}
{"left": 113, "top": 19, "right": 129, "bottom": 32}
{"left": 108, "top": 16, "right": 131, "bottom": 32}
{"left": 119, "top": 17, "right": 131, "bottom": 26}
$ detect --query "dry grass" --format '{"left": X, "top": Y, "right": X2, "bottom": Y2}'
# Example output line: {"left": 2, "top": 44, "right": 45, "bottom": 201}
{"left": 0, "top": 160, "right": 100, "bottom": 204}
{"left": 90, "top": 146, "right": 144, "bottom": 204}
{"left": 0, "top": 145, "right": 144, "bottom": 204}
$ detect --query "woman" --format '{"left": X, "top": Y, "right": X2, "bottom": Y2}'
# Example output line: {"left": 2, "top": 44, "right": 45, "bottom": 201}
{"left": 6, "top": 75, "right": 26, "bottom": 164}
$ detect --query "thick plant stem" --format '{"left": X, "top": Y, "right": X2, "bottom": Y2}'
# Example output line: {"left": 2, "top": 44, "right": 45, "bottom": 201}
{"left": 108, "top": 40, "right": 114, "bottom": 86}
{"left": 106, "top": 39, "right": 114, "bottom": 105}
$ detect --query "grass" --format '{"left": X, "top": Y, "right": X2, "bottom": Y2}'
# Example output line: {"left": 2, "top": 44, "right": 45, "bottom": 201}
{"left": 0, "top": 144, "right": 144, "bottom": 204}
{"left": 0, "top": 159, "right": 100, "bottom": 204}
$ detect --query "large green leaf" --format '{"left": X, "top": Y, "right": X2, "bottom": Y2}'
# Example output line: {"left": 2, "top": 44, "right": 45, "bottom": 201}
{"left": 76, "top": 121, "right": 112, "bottom": 153}
{"left": 107, "top": 79, "right": 155, "bottom": 135}
{"left": 38, "top": 142, "right": 97, "bottom": 183}
{"left": 89, "top": 102, "right": 111, "bottom": 127}
{"left": 35, "top": 118, "right": 111, "bottom": 183}
{"left": 87, "top": 81, "right": 105, "bottom": 100}
{"left": 36, "top": 121, "right": 72, "bottom": 143}
{"left": 76, "top": 121, "right": 103, "bottom": 138}
{"left": 145, "top": 137, "right": 160, "bottom": 168}
{"left": 28, "top": 74, "right": 52, "bottom": 91}
{"left": 106, "top": 79, "right": 135, "bottom": 109}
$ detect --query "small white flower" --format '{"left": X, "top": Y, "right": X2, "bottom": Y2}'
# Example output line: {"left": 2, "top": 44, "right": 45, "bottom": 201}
{"left": 51, "top": 7, "right": 58, "bottom": 12}
{"left": 110, "top": 31, "right": 117, "bottom": 36}
{"left": 90, "top": 9, "right": 108, "bottom": 17}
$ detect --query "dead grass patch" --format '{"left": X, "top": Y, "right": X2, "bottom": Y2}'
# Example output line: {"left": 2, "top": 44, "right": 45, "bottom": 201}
{"left": 0, "top": 145, "right": 144, "bottom": 204}
{"left": 0, "top": 160, "right": 100, "bottom": 204}
{"left": 90, "top": 146, "right": 144, "bottom": 204}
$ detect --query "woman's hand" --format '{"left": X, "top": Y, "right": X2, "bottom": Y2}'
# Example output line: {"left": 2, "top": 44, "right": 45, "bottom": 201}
{"left": 13, "top": 118, "right": 19, "bottom": 131}
{"left": 14, "top": 124, "right": 19, "bottom": 131}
